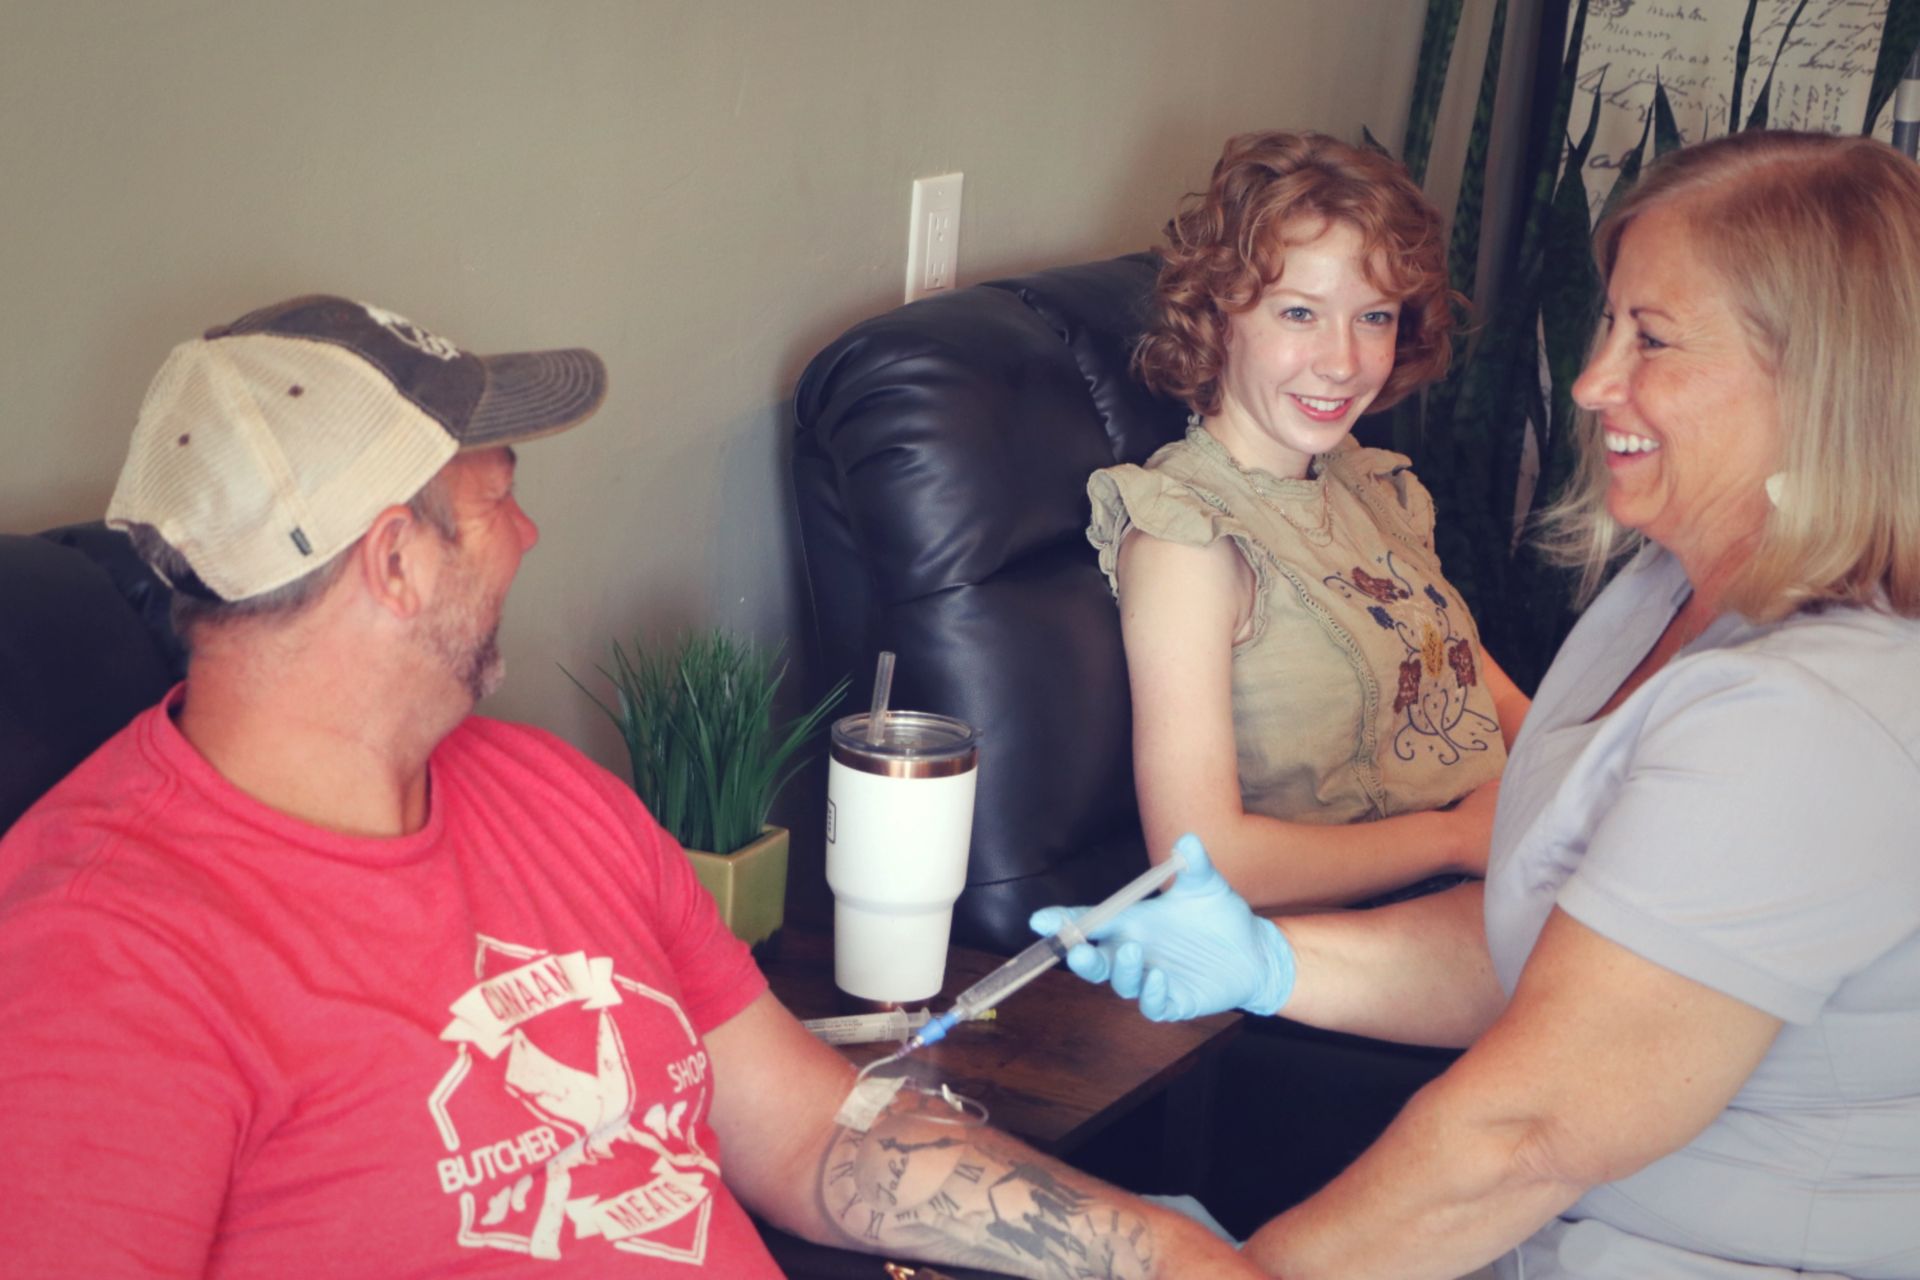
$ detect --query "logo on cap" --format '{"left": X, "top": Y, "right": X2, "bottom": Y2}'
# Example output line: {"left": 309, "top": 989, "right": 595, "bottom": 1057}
{"left": 361, "top": 303, "right": 462, "bottom": 362}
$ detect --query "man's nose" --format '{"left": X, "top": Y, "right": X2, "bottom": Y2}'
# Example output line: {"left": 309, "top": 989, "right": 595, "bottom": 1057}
{"left": 512, "top": 500, "right": 539, "bottom": 551}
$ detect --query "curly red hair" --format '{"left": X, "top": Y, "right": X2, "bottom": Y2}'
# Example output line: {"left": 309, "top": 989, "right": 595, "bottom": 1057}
{"left": 1134, "top": 131, "right": 1457, "bottom": 418}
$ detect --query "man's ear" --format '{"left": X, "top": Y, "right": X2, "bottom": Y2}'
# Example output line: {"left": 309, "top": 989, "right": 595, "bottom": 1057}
{"left": 356, "top": 506, "right": 437, "bottom": 619}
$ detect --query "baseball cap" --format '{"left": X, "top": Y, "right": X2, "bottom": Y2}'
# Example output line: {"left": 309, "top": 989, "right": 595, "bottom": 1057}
{"left": 106, "top": 294, "right": 606, "bottom": 602}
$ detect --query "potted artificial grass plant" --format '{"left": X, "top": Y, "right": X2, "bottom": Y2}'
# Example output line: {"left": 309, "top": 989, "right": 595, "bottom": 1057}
{"left": 572, "top": 632, "right": 846, "bottom": 946}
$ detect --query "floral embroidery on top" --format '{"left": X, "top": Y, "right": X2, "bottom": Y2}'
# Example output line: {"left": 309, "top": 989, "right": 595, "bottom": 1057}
{"left": 1351, "top": 568, "right": 1400, "bottom": 603}
{"left": 1323, "top": 553, "right": 1499, "bottom": 766}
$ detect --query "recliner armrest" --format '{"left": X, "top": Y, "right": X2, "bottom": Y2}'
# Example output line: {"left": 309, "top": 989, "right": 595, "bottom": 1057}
{"left": 0, "top": 526, "right": 181, "bottom": 834}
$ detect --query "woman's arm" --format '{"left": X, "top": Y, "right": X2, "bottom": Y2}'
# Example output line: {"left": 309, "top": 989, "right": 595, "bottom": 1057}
{"left": 1118, "top": 531, "right": 1499, "bottom": 910}
{"left": 1278, "top": 881, "right": 1506, "bottom": 1048}
{"left": 1037, "top": 845, "right": 1503, "bottom": 1049}
{"left": 1243, "top": 908, "right": 1783, "bottom": 1279}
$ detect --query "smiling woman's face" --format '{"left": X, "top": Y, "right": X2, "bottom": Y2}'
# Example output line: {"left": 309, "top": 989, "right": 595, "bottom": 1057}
{"left": 1571, "top": 205, "right": 1783, "bottom": 581}
{"left": 1208, "top": 220, "right": 1400, "bottom": 480}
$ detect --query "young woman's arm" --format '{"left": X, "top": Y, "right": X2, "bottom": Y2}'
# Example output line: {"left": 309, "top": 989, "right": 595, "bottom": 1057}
{"left": 1118, "top": 530, "right": 1501, "bottom": 911}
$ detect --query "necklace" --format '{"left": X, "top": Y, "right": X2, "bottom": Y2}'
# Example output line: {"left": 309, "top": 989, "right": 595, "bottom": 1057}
{"left": 1252, "top": 481, "right": 1333, "bottom": 545}
{"left": 1217, "top": 441, "right": 1334, "bottom": 544}
{"left": 1186, "top": 416, "right": 1336, "bottom": 544}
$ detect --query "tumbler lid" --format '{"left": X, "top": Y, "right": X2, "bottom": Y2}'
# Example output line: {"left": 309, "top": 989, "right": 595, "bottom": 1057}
{"left": 830, "top": 711, "right": 977, "bottom": 778}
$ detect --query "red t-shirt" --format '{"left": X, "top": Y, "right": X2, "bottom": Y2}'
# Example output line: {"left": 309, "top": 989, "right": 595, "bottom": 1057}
{"left": 0, "top": 692, "right": 781, "bottom": 1277}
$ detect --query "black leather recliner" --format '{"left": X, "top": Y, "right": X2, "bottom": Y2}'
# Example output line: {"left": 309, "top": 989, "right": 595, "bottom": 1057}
{"left": 792, "top": 253, "right": 1183, "bottom": 954}
{"left": 792, "top": 257, "right": 1461, "bottom": 1235}
{"left": 0, "top": 525, "right": 183, "bottom": 834}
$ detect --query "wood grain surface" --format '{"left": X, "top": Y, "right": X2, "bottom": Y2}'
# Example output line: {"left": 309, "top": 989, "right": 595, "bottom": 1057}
{"left": 760, "top": 929, "right": 1241, "bottom": 1154}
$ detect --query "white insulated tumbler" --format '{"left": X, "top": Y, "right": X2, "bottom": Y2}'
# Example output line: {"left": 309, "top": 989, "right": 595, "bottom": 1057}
{"left": 825, "top": 711, "right": 978, "bottom": 1002}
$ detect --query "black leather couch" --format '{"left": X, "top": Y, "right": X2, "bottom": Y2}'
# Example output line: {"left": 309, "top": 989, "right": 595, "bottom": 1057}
{"left": 793, "top": 252, "right": 1182, "bottom": 953}
{"left": 0, "top": 525, "right": 184, "bottom": 835}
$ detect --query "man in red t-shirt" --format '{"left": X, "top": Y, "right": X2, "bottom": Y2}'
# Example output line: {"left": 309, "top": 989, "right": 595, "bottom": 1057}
{"left": 0, "top": 295, "right": 1256, "bottom": 1279}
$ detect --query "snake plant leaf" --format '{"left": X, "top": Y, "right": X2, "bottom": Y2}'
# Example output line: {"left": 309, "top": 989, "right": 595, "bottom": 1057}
{"left": 1652, "top": 74, "right": 1683, "bottom": 156}
{"left": 1745, "top": 79, "right": 1772, "bottom": 131}
{"left": 1510, "top": 359, "right": 1581, "bottom": 687}
{"left": 1511, "top": 0, "right": 1588, "bottom": 283}
{"left": 1537, "top": 77, "right": 1604, "bottom": 508}
{"left": 1489, "top": 17, "right": 1597, "bottom": 518}
{"left": 1404, "top": 0, "right": 1468, "bottom": 184}
{"left": 1863, "top": 0, "right": 1920, "bottom": 131}
{"left": 1407, "top": 0, "right": 1585, "bottom": 681}
{"left": 1413, "top": 0, "right": 1510, "bottom": 468}
{"left": 1597, "top": 108, "right": 1653, "bottom": 228}
{"left": 1447, "top": 0, "right": 1509, "bottom": 307}
{"left": 1746, "top": 0, "right": 1812, "bottom": 132}
{"left": 1569, "top": 64, "right": 1603, "bottom": 170}
{"left": 1730, "top": 0, "right": 1760, "bottom": 132}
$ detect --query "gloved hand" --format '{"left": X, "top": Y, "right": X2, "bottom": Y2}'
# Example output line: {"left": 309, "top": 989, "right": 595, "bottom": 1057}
{"left": 1028, "top": 834, "right": 1294, "bottom": 1022}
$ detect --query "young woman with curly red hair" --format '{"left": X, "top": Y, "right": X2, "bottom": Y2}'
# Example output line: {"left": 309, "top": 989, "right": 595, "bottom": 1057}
{"left": 1089, "top": 131, "right": 1528, "bottom": 910}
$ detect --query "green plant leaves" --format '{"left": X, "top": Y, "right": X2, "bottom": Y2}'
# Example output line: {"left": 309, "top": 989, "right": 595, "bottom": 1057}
{"left": 1403, "top": 0, "right": 1467, "bottom": 184}
{"left": 1745, "top": 0, "right": 1812, "bottom": 133}
{"left": 1730, "top": 0, "right": 1759, "bottom": 131}
{"left": 1651, "top": 76, "right": 1682, "bottom": 157}
{"left": 1403, "top": 0, "right": 1590, "bottom": 690}
{"left": 1863, "top": 0, "right": 1920, "bottom": 132}
{"left": 1448, "top": 0, "right": 1508, "bottom": 309}
{"left": 565, "top": 633, "right": 848, "bottom": 855}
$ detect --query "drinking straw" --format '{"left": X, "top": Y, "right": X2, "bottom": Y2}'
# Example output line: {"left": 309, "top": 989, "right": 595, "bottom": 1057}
{"left": 865, "top": 650, "right": 896, "bottom": 746}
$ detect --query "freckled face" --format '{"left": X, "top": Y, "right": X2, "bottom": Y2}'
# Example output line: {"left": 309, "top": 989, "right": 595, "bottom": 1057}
{"left": 1571, "top": 206, "right": 1781, "bottom": 575}
{"left": 1207, "top": 220, "right": 1401, "bottom": 479}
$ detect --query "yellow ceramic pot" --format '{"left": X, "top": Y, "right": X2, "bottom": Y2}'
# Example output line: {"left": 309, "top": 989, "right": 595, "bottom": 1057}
{"left": 684, "top": 825, "right": 788, "bottom": 947}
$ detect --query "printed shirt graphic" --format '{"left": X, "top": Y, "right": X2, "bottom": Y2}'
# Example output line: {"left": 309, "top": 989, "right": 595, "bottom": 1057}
{"left": 0, "top": 703, "right": 781, "bottom": 1277}
{"left": 431, "top": 936, "right": 727, "bottom": 1264}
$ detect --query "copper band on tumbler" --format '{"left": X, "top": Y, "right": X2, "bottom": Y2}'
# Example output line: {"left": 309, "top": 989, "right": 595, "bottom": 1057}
{"left": 829, "top": 711, "right": 978, "bottom": 777}
{"left": 829, "top": 742, "right": 977, "bottom": 777}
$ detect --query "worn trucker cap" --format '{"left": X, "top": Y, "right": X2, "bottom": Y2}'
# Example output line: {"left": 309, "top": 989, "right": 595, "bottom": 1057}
{"left": 106, "top": 294, "right": 606, "bottom": 602}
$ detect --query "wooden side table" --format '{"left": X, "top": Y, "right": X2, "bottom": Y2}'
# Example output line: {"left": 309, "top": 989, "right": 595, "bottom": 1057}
{"left": 752, "top": 930, "right": 1242, "bottom": 1280}
{"left": 758, "top": 930, "right": 1241, "bottom": 1177}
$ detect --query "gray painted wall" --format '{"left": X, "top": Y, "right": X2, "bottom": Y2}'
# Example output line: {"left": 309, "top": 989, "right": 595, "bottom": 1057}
{"left": 1, "top": 0, "right": 1428, "bottom": 786}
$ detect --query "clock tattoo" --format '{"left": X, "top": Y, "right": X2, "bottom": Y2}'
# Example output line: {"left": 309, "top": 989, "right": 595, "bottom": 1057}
{"left": 822, "top": 1086, "right": 1154, "bottom": 1279}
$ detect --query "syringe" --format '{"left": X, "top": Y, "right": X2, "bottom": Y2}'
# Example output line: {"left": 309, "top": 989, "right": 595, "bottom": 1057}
{"left": 897, "top": 848, "right": 1188, "bottom": 1057}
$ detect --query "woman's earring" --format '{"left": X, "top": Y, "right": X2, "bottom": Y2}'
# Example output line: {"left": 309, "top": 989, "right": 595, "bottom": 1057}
{"left": 1764, "top": 472, "right": 1788, "bottom": 509}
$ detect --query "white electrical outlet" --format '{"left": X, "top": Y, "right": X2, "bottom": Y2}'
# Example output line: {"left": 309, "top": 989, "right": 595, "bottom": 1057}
{"left": 905, "top": 172, "right": 963, "bottom": 302}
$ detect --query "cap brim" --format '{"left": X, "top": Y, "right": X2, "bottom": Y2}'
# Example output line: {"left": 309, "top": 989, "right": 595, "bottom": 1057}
{"left": 459, "top": 348, "right": 607, "bottom": 448}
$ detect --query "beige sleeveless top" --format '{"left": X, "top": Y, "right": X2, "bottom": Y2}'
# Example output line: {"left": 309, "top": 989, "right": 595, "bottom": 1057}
{"left": 1088, "top": 425, "right": 1504, "bottom": 826}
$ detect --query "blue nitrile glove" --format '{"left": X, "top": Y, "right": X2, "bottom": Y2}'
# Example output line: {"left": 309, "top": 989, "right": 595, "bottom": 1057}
{"left": 1028, "top": 834, "right": 1294, "bottom": 1022}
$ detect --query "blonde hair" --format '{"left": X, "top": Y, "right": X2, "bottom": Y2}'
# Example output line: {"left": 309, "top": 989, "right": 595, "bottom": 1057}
{"left": 1539, "top": 130, "right": 1920, "bottom": 620}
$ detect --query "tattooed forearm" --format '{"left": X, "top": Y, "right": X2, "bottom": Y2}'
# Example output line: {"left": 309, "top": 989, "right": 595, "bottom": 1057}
{"left": 820, "top": 1087, "right": 1156, "bottom": 1280}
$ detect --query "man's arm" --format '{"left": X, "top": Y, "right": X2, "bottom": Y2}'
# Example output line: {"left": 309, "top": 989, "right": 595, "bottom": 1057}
{"left": 705, "top": 991, "right": 1259, "bottom": 1278}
